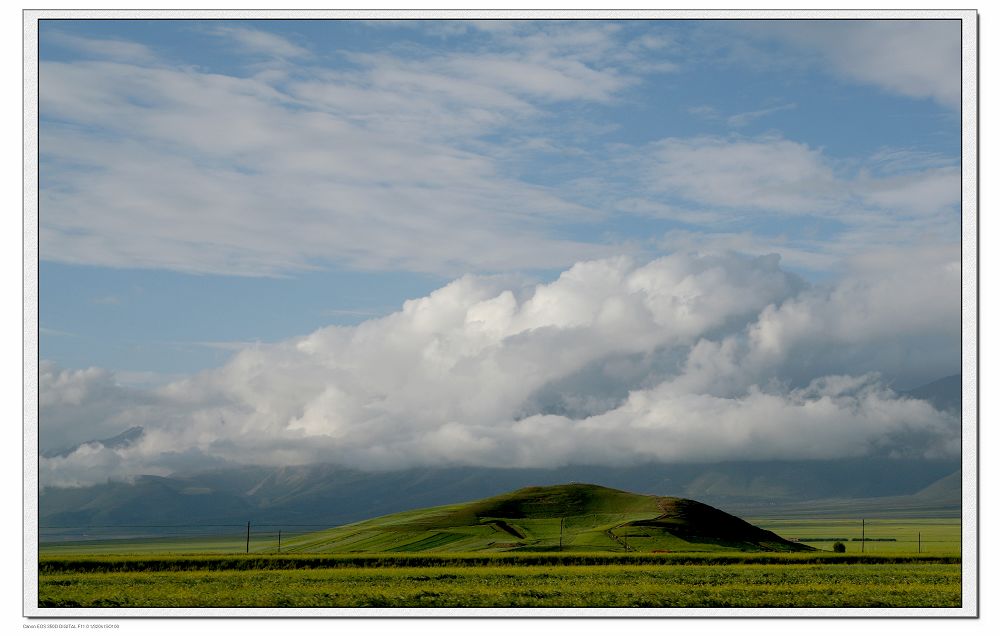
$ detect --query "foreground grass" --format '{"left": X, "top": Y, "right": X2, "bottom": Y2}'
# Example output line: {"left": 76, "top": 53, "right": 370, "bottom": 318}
{"left": 38, "top": 554, "right": 961, "bottom": 608}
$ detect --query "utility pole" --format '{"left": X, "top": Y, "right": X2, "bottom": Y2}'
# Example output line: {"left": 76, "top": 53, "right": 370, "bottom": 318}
{"left": 246, "top": 521, "right": 251, "bottom": 554}
{"left": 559, "top": 518, "right": 563, "bottom": 551}
{"left": 278, "top": 529, "right": 282, "bottom": 554}
{"left": 861, "top": 519, "right": 865, "bottom": 554}
{"left": 918, "top": 532, "right": 921, "bottom": 554}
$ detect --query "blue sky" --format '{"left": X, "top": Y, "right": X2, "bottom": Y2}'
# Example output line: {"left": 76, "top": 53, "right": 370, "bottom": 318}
{"left": 36, "top": 18, "right": 965, "bottom": 480}
{"left": 38, "top": 19, "right": 960, "bottom": 382}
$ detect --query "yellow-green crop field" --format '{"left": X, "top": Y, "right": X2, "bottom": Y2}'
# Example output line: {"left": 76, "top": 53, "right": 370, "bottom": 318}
{"left": 38, "top": 553, "right": 961, "bottom": 609}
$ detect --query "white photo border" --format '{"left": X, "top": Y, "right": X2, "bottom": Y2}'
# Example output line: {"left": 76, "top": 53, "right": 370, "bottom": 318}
{"left": 22, "top": 7, "right": 979, "bottom": 619}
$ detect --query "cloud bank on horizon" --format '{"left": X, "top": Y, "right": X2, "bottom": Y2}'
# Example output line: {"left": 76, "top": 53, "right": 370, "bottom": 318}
{"left": 41, "top": 248, "right": 960, "bottom": 486}
{"left": 36, "top": 19, "right": 963, "bottom": 486}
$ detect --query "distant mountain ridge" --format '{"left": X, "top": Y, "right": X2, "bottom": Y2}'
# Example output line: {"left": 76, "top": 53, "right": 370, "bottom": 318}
{"left": 902, "top": 374, "right": 961, "bottom": 413}
{"left": 39, "top": 458, "right": 960, "bottom": 534}
{"left": 43, "top": 426, "right": 145, "bottom": 459}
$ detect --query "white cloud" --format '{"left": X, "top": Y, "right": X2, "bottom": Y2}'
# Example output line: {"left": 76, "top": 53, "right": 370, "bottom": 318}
{"left": 35, "top": 24, "right": 962, "bottom": 487}
{"left": 39, "top": 250, "right": 959, "bottom": 486}
{"left": 548, "top": 375, "right": 957, "bottom": 466}
{"left": 745, "top": 21, "right": 961, "bottom": 109}
{"left": 39, "top": 27, "right": 957, "bottom": 284}
{"left": 38, "top": 24, "right": 689, "bottom": 278}
{"left": 36, "top": 15, "right": 695, "bottom": 277}
{"left": 688, "top": 105, "right": 719, "bottom": 119}
{"left": 685, "top": 102, "right": 797, "bottom": 128}
{"left": 656, "top": 230, "right": 839, "bottom": 274}
{"left": 43, "top": 31, "right": 158, "bottom": 64}
{"left": 40, "top": 327, "right": 76, "bottom": 338}
{"left": 857, "top": 166, "right": 960, "bottom": 217}
{"left": 645, "top": 136, "right": 842, "bottom": 213}
{"left": 40, "top": 56, "right": 610, "bottom": 276}
{"left": 207, "top": 25, "right": 311, "bottom": 59}
{"left": 39, "top": 361, "right": 155, "bottom": 454}
{"left": 748, "top": 245, "right": 960, "bottom": 357}
{"left": 631, "top": 135, "right": 959, "bottom": 243}
{"left": 726, "top": 103, "right": 796, "bottom": 128}
{"left": 441, "top": 54, "right": 632, "bottom": 103}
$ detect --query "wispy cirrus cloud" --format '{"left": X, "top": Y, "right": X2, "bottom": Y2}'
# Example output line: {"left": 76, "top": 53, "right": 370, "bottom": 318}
{"left": 644, "top": 135, "right": 842, "bottom": 213}
{"left": 39, "top": 24, "right": 672, "bottom": 278}
{"left": 687, "top": 102, "right": 797, "bottom": 128}
{"left": 42, "top": 31, "right": 159, "bottom": 64}
{"left": 565, "top": 131, "right": 960, "bottom": 275}
{"left": 726, "top": 102, "right": 797, "bottom": 127}
{"left": 40, "top": 327, "right": 77, "bottom": 338}
{"left": 736, "top": 20, "right": 961, "bottom": 109}
{"left": 39, "top": 22, "right": 958, "bottom": 282}
{"left": 207, "top": 25, "right": 311, "bottom": 59}
{"left": 39, "top": 65, "right": 603, "bottom": 276}
{"left": 631, "top": 135, "right": 959, "bottom": 227}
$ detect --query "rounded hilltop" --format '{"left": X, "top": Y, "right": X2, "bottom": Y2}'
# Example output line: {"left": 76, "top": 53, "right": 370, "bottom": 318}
{"left": 285, "top": 483, "right": 815, "bottom": 553}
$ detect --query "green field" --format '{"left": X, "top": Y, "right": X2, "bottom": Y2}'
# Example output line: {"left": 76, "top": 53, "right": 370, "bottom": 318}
{"left": 750, "top": 517, "right": 961, "bottom": 554}
{"left": 38, "top": 554, "right": 961, "bottom": 608}
{"left": 36, "top": 485, "right": 963, "bottom": 609}
{"left": 41, "top": 534, "right": 258, "bottom": 556}
{"left": 38, "top": 516, "right": 962, "bottom": 556}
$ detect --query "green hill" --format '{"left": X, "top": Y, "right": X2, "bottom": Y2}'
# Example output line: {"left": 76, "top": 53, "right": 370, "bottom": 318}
{"left": 277, "top": 483, "right": 814, "bottom": 554}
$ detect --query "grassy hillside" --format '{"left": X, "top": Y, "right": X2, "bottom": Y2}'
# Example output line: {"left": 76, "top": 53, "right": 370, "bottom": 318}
{"left": 272, "top": 483, "right": 813, "bottom": 554}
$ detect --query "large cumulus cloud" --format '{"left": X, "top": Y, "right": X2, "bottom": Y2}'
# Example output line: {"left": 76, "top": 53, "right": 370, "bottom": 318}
{"left": 39, "top": 250, "right": 960, "bottom": 487}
